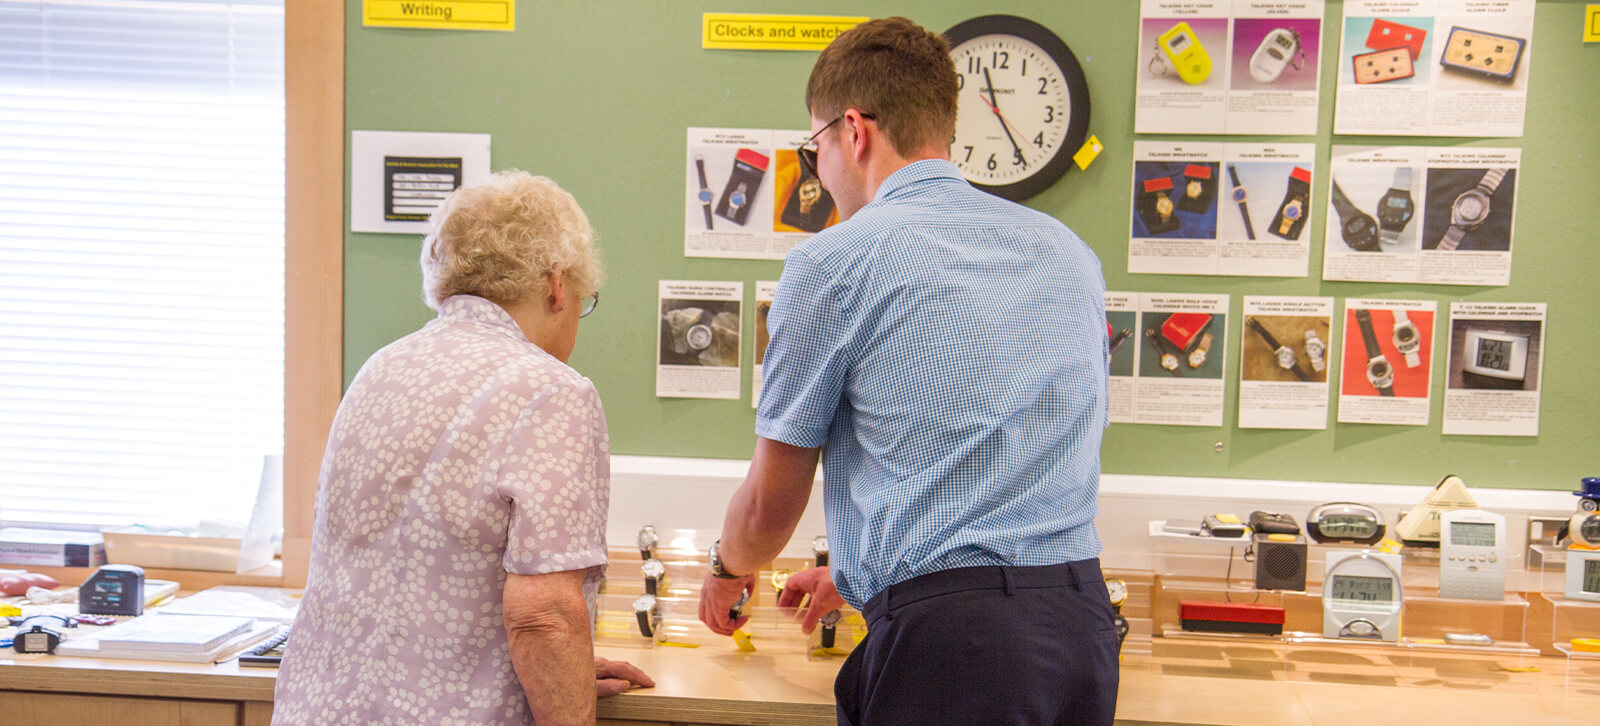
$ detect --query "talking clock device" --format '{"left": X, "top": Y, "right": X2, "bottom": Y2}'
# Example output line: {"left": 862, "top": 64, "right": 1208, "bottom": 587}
{"left": 1306, "top": 502, "right": 1386, "bottom": 545}
{"left": 1566, "top": 511, "right": 1600, "bottom": 548}
{"left": 1202, "top": 513, "right": 1248, "bottom": 538}
{"left": 1461, "top": 328, "right": 1529, "bottom": 390}
{"left": 1138, "top": 177, "right": 1181, "bottom": 236}
{"left": 1253, "top": 532, "right": 1308, "bottom": 592}
{"left": 1353, "top": 47, "right": 1415, "bottom": 84}
{"left": 1439, "top": 27, "right": 1525, "bottom": 83}
{"left": 1155, "top": 22, "right": 1212, "bottom": 85}
{"left": 80, "top": 564, "right": 146, "bottom": 616}
{"left": 1566, "top": 549, "right": 1600, "bottom": 603}
{"left": 1249, "top": 28, "right": 1302, "bottom": 83}
{"left": 1396, "top": 475, "right": 1478, "bottom": 546}
{"left": 1438, "top": 509, "right": 1506, "bottom": 601}
{"left": 1323, "top": 550, "right": 1403, "bottom": 642}
{"left": 1180, "top": 601, "right": 1284, "bottom": 636}
{"left": 1367, "top": 19, "right": 1427, "bottom": 61}
{"left": 1249, "top": 511, "right": 1300, "bottom": 536}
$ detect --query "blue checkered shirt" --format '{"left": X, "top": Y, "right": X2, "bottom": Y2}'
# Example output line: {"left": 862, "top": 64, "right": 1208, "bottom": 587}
{"left": 756, "top": 159, "right": 1109, "bottom": 609}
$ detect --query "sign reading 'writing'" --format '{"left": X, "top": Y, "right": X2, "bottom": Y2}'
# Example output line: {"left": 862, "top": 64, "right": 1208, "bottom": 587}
{"left": 363, "top": 0, "right": 514, "bottom": 32}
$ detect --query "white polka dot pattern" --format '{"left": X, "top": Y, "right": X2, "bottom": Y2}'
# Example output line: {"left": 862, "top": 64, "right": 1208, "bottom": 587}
{"left": 273, "top": 295, "right": 609, "bottom": 726}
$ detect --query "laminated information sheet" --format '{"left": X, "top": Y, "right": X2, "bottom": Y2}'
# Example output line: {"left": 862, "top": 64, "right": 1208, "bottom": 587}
{"left": 1333, "top": 0, "right": 1535, "bottom": 137}
{"left": 1107, "top": 292, "right": 1229, "bottom": 427}
{"left": 1130, "top": 141, "right": 1315, "bottom": 277}
{"left": 1337, "top": 298, "right": 1437, "bottom": 426}
{"left": 1238, "top": 296, "right": 1334, "bottom": 430}
{"left": 657, "top": 281, "right": 743, "bottom": 400}
{"left": 1322, "top": 146, "right": 1519, "bottom": 287}
{"left": 751, "top": 281, "right": 777, "bottom": 409}
{"left": 1134, "top": 0, "right": 1325, "bottom": 136}
{"left": 1442, "top": 302, "right": 1545, "bottom": 437}
{"left": 685, "top": 128, "right": 838, "bottom": 260}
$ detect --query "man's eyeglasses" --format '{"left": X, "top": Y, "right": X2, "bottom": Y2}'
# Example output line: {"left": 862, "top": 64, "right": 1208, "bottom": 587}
{"left": 579, "top": 292, "right": 600, "bottom": 318}
{"left": 797, "top": 112, "right": 875, "bottom": 178}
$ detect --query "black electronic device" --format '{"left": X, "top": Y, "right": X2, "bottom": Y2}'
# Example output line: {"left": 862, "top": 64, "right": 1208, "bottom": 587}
{"left": 1251, "top": 533, "right": 1308, "bottom": 592}
{"left": 1330, "top": 178, "right": 1380, "bottom": 251}
{"left": 1248, "top": 511, "right": 1301, "bottom": 536}
{"left": 79, "top": 564, "right": 145, "bottom": 616}
{"left": 12, "top": 620, "right": 64, "bottom": 655}
{"left": 239, "top": 626, "right": 291, "bottom": 668}
{"left": 1306, "top": 502, "right": 1386, "bottom": 545}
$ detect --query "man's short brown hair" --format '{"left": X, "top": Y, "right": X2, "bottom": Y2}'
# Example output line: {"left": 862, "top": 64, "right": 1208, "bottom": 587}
{"left": 806, "top": 17, "right": 958, "bottom": 157}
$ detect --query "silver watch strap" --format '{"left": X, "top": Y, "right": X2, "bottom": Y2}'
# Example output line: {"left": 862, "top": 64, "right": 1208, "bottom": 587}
{"left": 1392, "top": 167, "right": 1411, "bottom": 189}
{"left": 1437, "top": 225, "right": 1466, "bottom": 251}
{"left": 1479, "top": 168, "right": 1508, "bottom": 194}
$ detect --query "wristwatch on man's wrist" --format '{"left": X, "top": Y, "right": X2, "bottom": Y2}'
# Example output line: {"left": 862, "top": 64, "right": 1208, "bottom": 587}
{"left": 1391, "top": 309, "right": 1422, "bottom": 369}
{"left": 1436, "top": 168, "right": 1508, "bottom": 251}
{"left": 1376, "top": 167, "right": 1414, "bottom": 246}
{"left": 707, "top": 539, "right": 743, "bottom": 579}
{"left": 1331, "top": 179, "right": 1380, "bottom": 252}
{"left": 1356, "top": 309, "right": 1395, "bottom": 397}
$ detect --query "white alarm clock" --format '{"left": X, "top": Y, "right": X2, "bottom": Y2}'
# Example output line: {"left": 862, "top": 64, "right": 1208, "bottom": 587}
{"left": 1323, "top": 551, "right": 1403, "bottom": 642}
{"left": 1567, "top": 549, "right": 1600, "bottom": 603}
{"left": 1438, "top": 509, "right": 1506, "bottom": 601}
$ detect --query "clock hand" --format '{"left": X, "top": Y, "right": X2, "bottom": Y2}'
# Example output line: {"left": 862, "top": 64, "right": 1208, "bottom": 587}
{"left": 981, "top": 67, "right": 1028, "bottom": 170}
{"left": 975, "top": 93, "right": 1035, "bottom": 152}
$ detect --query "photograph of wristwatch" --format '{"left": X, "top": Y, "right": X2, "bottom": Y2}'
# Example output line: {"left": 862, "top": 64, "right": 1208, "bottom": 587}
{"left": 1390, "top": 309, "right": 1422, "bottom": 369}
{"left": 1269, "top": 167, "right": 1312, "bottom": 241}
{"left": 1304, "top": 330, "right": 1327, "bottom": 373}
{"left": 1376, "top": 167, "right": 1414, "bottom": 247}
{"left": 1330, "top": 178, "right": 1380, "bottom": 252}
{"left": 693, "top": 154, "right": 714, "bottom": 230}
{"left": 1355, "top": 309, "right": 1394, "bottom": 397}
{"left": 1245, "top": 317, "right": 1311, "bottom": 382}
{"left": 1187, "top": 332, "right": 1213, "bottom": 369}
{"left": 1432, "top": 168, "right": 1511, "bottom": 251}
{"left": 1144, "top": 329, "right": 1184, "bottom": 377}
{"left": 1227, "top": 164, "right": 1254, "bottom": 240}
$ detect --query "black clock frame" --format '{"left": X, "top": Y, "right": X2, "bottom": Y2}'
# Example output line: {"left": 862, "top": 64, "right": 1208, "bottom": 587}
{"left": 944, "top": 15, "right": 1091, "bottom": 202}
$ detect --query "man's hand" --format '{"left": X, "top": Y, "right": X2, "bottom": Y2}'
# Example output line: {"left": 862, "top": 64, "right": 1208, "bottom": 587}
{"left": 698, "top": 573, "right": 756, "bottom": 636}
{"left": 775, "top": 566, "right": 845, "bottom": 634}
{"left": 595, "top": 656, "right": 654, "bottom": 698}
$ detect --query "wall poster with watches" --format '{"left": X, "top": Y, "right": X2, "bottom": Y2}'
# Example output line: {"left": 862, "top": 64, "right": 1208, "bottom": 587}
{"left": 1129, "top": 141, "right": 1315, "bottom": 277}
{"left": 657, "top": 280, "right": 743, "bottom": 400}
{"left": 751, "top": 281, "right": 777, "bottom": 410}
{"left": 685, "top": 128, "right": 840, "bottom": 261}
{"left": 1322, "top": 146, "right": 1518, "bottom": 287}
{"left": 1106, "top": 292, "right": 1229, "bottom": 427}
{"left": 1238, "top": 296, "right": 1334, "bottom": 430}
{"left": 1337, "top": 299, "right": 1437, "bottom": 426}
{"left": 1442, "top": 302, "right": 1545, "bottom": 437}
{"left": 1133, "top": 0, "right": 1325, "bottom": 136}
{"left": 1333, "top": 0, "right": 1535, "bottom": 137}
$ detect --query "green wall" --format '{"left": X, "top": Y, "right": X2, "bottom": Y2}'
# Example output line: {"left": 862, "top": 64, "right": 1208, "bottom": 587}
{"left": 343, "top": 0, "right": 1599, "bottom": 490}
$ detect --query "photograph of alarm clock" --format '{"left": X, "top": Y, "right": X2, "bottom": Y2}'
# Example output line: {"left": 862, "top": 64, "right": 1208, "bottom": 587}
{"left": 1339, "top": 16, "right": 1435, "bottom": 87}
{"left": 1230, "top": 18, "right": 1321, "bottom": 91}
{"left": 1139, "top": 17, "right": 1227, "bottom": 90}
{"left": 1445, "top": 318, "right": 1541, "bottom": 392}
{"left": 1432, "top": 20, "right": 1533, "bottom": 92}
{"left": 1421, "top": 167, "right": 1517, "bottom": 252}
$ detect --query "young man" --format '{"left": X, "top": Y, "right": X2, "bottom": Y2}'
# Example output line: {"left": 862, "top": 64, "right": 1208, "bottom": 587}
{"left": 697, "top": 16, "right": 1117, "bottom": 725}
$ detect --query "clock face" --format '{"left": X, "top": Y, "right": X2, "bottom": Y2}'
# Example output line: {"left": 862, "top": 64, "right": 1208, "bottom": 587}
{"left": 945, "top": 16, "right": 1090, "bottom": 201}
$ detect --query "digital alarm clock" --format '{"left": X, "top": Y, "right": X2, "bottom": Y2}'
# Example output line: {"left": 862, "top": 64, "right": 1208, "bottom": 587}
{"left": 1567, "top": 549, "right": 1600, "bottom": 603}
{"left": 1462, "top": 329, "right": 1529, "bottom": 386}
{"left": 1323, "top": 551, "right": 1403, "bottom": 642}
{"left": 1567, "top": 511, "right": 1600, "bottom": 548}
{"left": 1438, "top": 509, "right": 1506, "bottom": 601}
{"left": 79, "top": 564, "right": 146, "bottom": 616}
{"left": 1306, "top": 502, "right": 1386, "bottom": 545}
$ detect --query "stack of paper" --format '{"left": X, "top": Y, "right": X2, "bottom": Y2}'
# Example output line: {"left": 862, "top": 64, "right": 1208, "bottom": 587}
{"left": 56, "top": 613, "right": 275, "bottom": 663}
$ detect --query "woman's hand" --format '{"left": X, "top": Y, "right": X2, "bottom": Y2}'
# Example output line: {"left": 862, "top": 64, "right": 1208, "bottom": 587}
{"left": 595, "top": 656, "right": 654, "bottom": 697}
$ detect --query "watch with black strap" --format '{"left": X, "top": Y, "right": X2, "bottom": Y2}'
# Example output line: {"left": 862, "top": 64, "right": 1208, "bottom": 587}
{"left": 694, "top": 155, "right": 714, "bottom": 231}
{"left": 1376, "top": 167, "right": 1414, "bottom": 246}
{"left": 1245, "top": 317, "right": 1310, "bottom": 381}
{"left": 1144, "top": 329, "right": 1183, "bottom": 377}
{"left": 1437, "top": 168, "right": 1509, "bottom": 251}
{"left": 812, "top": 535, "right": 829, "bottom": 568}
{"left": 633, "top": 593, "right": 662, "bottom": 640}
{"left": 1331, "top": 179, "right": 1380, "bottom": 252}
{"left": 1227, "top": 165, "right": 1254, "bottom": 240}
{"left": 637, "top": 525, "right": 658, "bottom": 561}
{"left": 1355, "top": 309, "right": 1394, "bottom": 397}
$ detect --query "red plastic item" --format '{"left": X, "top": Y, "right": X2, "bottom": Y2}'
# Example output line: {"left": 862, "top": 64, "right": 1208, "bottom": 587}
{"left": 735, "top": 148, "right": 770, "bottom": 172}
{"left": 1179, "top": 601, "right": 1285, "bottom": 635}
{"left": 1366, "top": 19, "right": 1427, "bottom": 60}
{"left": 1161, "top": 313, "right": 1213, "bottom": 351}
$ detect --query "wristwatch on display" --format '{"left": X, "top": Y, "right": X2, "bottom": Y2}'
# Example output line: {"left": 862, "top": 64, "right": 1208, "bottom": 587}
{"left": 770, "top": 569, "right": 792, "bottom": 594}
{"left": 637, "top": 525, "right": 658, "bottom": 561}
{"left": 1355, "top": 309, "right": 1395, "bottom": 397}
{"left": 727, "top": 181, "right": 749, "bottom": 217}
{"left": 633, "top": 593, "right": 662, "bottom": 640}
{"left": 1227, "top": 165, "right": 1254, "bottom": 240}
{"left": 1304, "top": 330, "right": 1327, "bottom": 373}
{"left": 1187, "top": 332, "right": 1213, "bottom": 369}
{"left": 812, "top": 535, "right": 830, "bottom": 568}
{"left": 1437, "top": 168, "right": 1509, "bottom": 251}
{"left": 1270, "top": 167, "right": 1312, "bottom": 241}
{"left": 1155, "top": 193, "right": 1175, "bottom": 224}
{"left": 1376, "top": 167, "right": 1414, "bottom": 246}
{"left": 1106, "top": 578, "right": 1130, "bottom": 654}
{"left": 816, "top": 609, "right": 843, "bottom": 649}
{"left": 1246, "top": 317, "right": 1310, "bottom": 381}
{"left": 1108, "top": 328, "right": 1132, "bottom": 359}
{"left": 1330, "top": 179, "right": 1380, "bottom": 252}
{"left": 1145, "top": 329, "right": 1184, "bottom": 377}
{"left": 707, "top": 539, "right": 743, "bottom": 580}
{"left": 641, "top": 557, "right": 665, "bottom": 596}
{"left": 694, "top": 155, "right": 714, "bottom": 231}
{"left": 1390, "top": 309, "right": 1422, "bottom": 368}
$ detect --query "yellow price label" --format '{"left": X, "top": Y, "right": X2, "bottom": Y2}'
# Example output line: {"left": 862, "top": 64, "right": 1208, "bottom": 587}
{"left": 363, "top": 0, "right": 514, "bottom": 32}
{"left": 731, "top": 628, "right": 757, "bottom": 652}
{"left": 703, "top": 14, "right": 868, "bottom": 51}
{"left": 1073, "top": 135, "right": 1103, "bottom": 171}
{"left": 1587, "top": 5, "right": 1600, "bottom": 43}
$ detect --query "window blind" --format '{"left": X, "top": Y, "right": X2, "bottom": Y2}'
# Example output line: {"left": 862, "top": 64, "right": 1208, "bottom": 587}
{"left": 0, "top": 0, "right": 285, "bottom": 529}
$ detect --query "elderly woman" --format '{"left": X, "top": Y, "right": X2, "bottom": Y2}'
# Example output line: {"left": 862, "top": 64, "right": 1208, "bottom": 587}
{"left": 274, "top": 170, "right": 651, "bottom": 725}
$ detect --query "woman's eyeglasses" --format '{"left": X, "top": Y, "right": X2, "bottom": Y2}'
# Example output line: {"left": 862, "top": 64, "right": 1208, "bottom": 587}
{"left": 579, "top": 292, "right": 600, "bottom": 318}
{"left": 797, "top": 112, "right": 875, "bottom": 178}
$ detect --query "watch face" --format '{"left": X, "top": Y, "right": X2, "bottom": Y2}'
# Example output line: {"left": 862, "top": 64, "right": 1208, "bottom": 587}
{"left": 729, "top": 191, "right": 746, "bottom": 207}
{"left": 1344, "top": 216, "right": 1379, "bottom": 251}
{"left": 1155, "top": 195, "right": 1174, "bottom": 217}
{"left": 1579, "top": 515, "right": 1600, "bottom": 546}
{"left": 1275, "top": 346, "right": 1296, "bottom": 369}
{"left": 685, "top": 324, "right": 713, "bottom": 351}
{"left": 1231, "top": 187, "right": 1247, "bottom": 203}
{"left": 1283, "top": 199, "right": 1302, "bottom": 220}
{"left": 1377, "top": 193, "right": 1413, "bottom": 228}
{"left": 947, "top": 15, "right": 1091, "bottom": 201}
{"left": 1366, "top": 356, "right": 1392, "bottom": 388}
{"left": 641, "top": 558, "right": 665, "bottom": 579}
{"left": 632, "top": 593, "right": 657, "bottom": 613}
{"left": 1105, "top": 578, "right": 1128, "bottom": 604}
{"left": 1452, "top": 190, "right": 1490, "bottom": 227}
{"left": 698, "top": 190, "right": 712, "bottom": 203}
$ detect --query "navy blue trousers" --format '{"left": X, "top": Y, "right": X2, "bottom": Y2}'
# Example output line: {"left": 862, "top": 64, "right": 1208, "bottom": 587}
{"left": 835, "top": 559, "right": 1120, "bottom": 726}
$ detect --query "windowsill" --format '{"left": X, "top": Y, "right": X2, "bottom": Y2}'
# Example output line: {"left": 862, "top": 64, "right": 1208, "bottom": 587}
{"left": 14, "top": 559, "right": 284, "bottom": 593}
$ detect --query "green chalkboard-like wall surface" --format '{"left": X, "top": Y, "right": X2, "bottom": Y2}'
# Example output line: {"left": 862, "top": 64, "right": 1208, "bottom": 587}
{"left": 343, "top": 0, "right": 1599, "bottom": 491}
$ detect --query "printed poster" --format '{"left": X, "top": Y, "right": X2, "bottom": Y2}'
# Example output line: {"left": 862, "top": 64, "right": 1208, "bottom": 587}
{"left": 1134, "top": 0, "right": 1325, "bottom": 136}
{"left": 752, "top": 281, "right": 777, "bottom": 409}
{"left": 1108, "top": 292, "right": 1229, "bottom": 427}
{"left": 1130, "top": 141, "right": 1315, "bottom": 277}
{"left": 1238, "top": 296, "right": 1334, "bottom": 430}
{"left": 1322, "top": 146, "right": 1519, "bottom": 287}
{"left": 686, "top": 128, "right": 839, "bottom": 260}
{"left": 1337, "top": 298, "right": 1437, "bottom": 426}
{"left": 1442, "top": 302, "right": 1545, "bottom": 437}
{"left": 1333, "top": 0, "right": 1535, "bottom": 137}
{"left": 350, "top": 130, "right": 491, "bottom": 234}
{"left": 657, "top": 281, "right": 743, "bottom": 400}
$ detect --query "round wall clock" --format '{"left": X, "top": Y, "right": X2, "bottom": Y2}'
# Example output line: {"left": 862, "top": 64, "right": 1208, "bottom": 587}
{"left": 944, "top": 15, "right": 1091, "bottom": 202}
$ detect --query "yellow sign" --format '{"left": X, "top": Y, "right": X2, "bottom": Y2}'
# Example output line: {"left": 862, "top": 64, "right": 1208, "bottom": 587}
{"left": 1587, "top": 5, "right": 1600, "bottom": 43}
{"left": 363, "top": 0, "right": 514, "bottom": 32}
{"left": 703, "top": 14, "right": 868, "bottom": 51}
{"left": 1072, "top": 135, "right": 1104, "bottom": 171}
